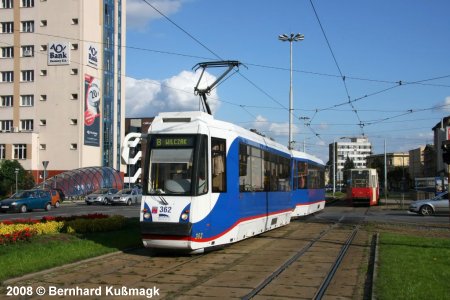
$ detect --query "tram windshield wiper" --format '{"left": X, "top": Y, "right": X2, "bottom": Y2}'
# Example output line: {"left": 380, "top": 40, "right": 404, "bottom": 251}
{"left": 158, "top": 195, "right": 169, "bottom": 205}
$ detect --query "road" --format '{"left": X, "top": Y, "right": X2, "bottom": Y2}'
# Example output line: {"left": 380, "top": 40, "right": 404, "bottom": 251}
{"left": 0, "top": 201, "right": 141, "bottom": 222}
{"left": 1, "top": 198, "right": 448, "bottom": 226}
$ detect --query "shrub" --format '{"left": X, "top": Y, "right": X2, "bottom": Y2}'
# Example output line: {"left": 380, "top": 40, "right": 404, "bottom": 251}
{"left": 64, "top": 215, "right": 126, "bottom": 234}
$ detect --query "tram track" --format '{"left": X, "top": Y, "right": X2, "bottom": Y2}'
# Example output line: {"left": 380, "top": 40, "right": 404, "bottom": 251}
{"left": 240, "top": 223, "right": 362, "bottom": 300}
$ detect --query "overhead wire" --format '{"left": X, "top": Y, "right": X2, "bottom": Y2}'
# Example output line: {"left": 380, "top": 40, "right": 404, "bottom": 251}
{"left": 309, "top": 0, "right": 365, "bottom": 135}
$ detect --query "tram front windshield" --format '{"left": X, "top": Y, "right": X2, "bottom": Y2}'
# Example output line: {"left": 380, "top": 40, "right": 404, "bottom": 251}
{"left": 148, "top": 148, "right": 194, "bottom": 195}
{"left": 351, "top": 170, "right": 369, "bottom": 187}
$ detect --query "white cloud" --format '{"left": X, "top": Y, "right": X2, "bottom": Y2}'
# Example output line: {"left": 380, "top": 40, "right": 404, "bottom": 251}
{"left": 127, "top": 0, "right": 184, "bottom": 30}
{"left": 433, "top": 96, "right": 450, "bottom": 112}
{"left": 250, "top": 115, "right": 299, "bottom": 138}
{"left": 125, "top": 70, "right": 219, "bottom": 117}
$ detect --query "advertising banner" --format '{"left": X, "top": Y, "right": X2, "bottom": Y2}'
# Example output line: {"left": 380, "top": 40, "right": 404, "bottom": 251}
{"left": 84, "top": 74, "right": 101, "bottom": 146}
{"left": 48, "top": 42, "right": 70, "bottom": 65}
{"left": 87, "top": 44, "right": 99, "bottom": 69}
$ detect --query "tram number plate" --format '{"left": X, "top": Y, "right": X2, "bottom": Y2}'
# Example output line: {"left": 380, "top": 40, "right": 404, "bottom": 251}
{"left": 159, "top": 206, "right": 172, "bottom": 213}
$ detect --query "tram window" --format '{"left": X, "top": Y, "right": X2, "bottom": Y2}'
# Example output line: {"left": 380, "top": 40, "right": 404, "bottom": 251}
{"left": 251, "top": 155, "right": 263, "bottom": 191}
{"left": 297, "top": 162, "right": 307, "bottom": 189}
{"left": 270, "top": 154, "right": 278, "bottom": 191}
{"left": 197, "top": 135, "right": 208, "bottom": 195}
{"left": 279, "top": 157, "right": 291, "bottom": 191}
{"left": 239, "top": 143, "right": 290, "bottom": 192}
{"left": 263, "top": 151, "right": 271, "bottom": 191}
{"left": 212, "top": 138, "right": 226, "bottom": 193}
{"left": 239, "top": 144, "right": 251, "bottom": 191}
{"left": 149, "top": 148, "right": 194, "bottom": 195}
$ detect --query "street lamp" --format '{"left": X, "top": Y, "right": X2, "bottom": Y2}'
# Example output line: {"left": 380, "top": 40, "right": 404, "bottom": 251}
{"left": 14, "top": 168, "right": 19, "bottom": 194}
{"left": 279, "top": 33, "right": 304, "bottom": 150}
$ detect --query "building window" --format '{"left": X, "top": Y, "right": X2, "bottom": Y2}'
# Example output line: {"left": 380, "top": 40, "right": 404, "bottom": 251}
{"left": 40, "top": 20, "right": 47, "bottom": 27}
{"left": 22, "top": 45, "right": 34, "bottom": 57}
{"left": 1, "top": 71, "right": 13, "bottom": 82}
{"left": 13, "top": 144, "right": 27, "bottom": 159}
{"left": 21, "top": 70, "right": 34, "bottom": 82}
{"left": 20, "top": 119, "right": 33, "bottom": 131}
{"left": 39, "top": 144, "right": 46, "bottom": 150}
{"left": 1, "top": 47, "right": 13, "bottom": 58}
{"left": 0, "top": 144, "right": 5, "bottom": 159}
{"left": 0, "top": 95, "right": 13, "bottom": 107}
{"left": 40, "top": 95, "right": 47, "bottom": 101}
{"left": 70, "top": 119, "right": 77, "bottom": 125}
{"left": 70, "top": 143, "right": 77, "bottom": 150}
{"left": 1, "top": 22, "right": 13, "bottom": 33}
{"left": 21, "top": 21, "right": 34, "bottom": 33}
{"left": 0, "top": 120, "right": 12, "bottom": 131}
{"left": 40, "top": 45, "right": 47, "bottom": 51}
{"left": 1, "top": 0, "right": 13, "bottom": 9}
{"left": 20, "top": 95, "right": 34, "bottom": 106}
{"left": 70, "top": 68, "right": 78, "bottom": 75}
{"left": 71, "top": 43, "right": 78, "bottom": 50}
{"left": 21, "top": 0, "right": 34, "bottom": 7}
{"left": 40, "top": 70, "right": 47, "bottom": 76}
{"left": 39, "top": 119, "right": 46, "bottom": 126}
{"left": 70, "top": 93, "right": 78, "bottom": 100}
{"left": 71, "top": 18, "right": 78, "bottom": 25}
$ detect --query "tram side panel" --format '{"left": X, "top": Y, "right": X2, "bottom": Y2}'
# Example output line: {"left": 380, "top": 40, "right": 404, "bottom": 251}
{"left": 291, "top": 158, "right": 326, "bottom": 216}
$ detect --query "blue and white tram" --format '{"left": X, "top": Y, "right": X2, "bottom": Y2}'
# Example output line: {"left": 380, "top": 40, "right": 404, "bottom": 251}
{"left": 124, "top": 111, "right": 325, "bottom": 253}
{"left": 291, "top": 150, "right": 326, "bottom": 217}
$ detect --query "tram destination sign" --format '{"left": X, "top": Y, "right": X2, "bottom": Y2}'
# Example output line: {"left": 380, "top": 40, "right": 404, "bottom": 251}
{"left": 153, "top": 136, "right": 195, "bottom": 148}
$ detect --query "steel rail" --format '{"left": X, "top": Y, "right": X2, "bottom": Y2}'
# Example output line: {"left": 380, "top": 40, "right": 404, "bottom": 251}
{"left": 313, "top": 226, "right": 359, "bottom": 300}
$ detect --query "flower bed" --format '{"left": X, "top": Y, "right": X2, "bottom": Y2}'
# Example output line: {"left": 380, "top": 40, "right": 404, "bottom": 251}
{"left": 0, "top": 228, "right": 35, "bottom": 244}
{"left": 0, "top": 214, "right": 125, "bottom": 245}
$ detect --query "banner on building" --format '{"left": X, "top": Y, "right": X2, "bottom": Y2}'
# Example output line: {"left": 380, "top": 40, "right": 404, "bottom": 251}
{"left": 48, "top": 42, "right": 70, "bottom": 65}
{"left": 84, "top": 74, "right": 101, "bottom": 147}
{"left": 87, "top": 44, "right": 99, "bottom": 69}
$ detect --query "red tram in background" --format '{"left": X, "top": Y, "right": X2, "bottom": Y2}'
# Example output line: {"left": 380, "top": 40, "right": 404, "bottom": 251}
{"left": 346, "top": 168, "right": 379, "bottom": 206}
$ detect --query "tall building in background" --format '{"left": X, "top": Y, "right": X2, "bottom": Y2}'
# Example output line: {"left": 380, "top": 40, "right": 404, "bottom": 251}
{"left": 329, "top": 137, "right": 372, "bottom": 184}
{"left": 0, "top": 0, "right": 126, "bottom": 182}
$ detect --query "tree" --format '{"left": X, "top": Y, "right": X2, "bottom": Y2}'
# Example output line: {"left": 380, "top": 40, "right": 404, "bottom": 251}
{"left": 369, "top": 157, "right": 385, "bottom": 185}
{"left": 0, "top": 160, "right": 35, "bottom": 197}
{"left": 342, "top": 156, "right": 355, "bottom": 185}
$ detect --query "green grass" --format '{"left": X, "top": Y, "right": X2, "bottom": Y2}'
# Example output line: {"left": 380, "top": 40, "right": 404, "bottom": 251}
{"left": 376, "top": 233, "right": 450, "bottom": 300}
{"left": 0, "top": 218, "right": 142, "bottom": 282}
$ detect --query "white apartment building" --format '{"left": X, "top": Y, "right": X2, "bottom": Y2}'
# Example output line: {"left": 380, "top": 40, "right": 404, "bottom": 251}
{"left": 329, "top": 137, "right": 372, "bottom": 182}
{"left": 0, "top": 0, "right": 126, "bottom": 182}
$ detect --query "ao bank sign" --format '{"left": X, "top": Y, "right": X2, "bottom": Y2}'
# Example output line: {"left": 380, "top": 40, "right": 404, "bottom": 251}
{"left": 47, "top": 42, "right": 70, "bottom": 65}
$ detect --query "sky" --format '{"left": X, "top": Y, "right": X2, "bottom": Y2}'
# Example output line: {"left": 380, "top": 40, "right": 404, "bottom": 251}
{"left": 124, "top": 0, "right": 450, "bottom": 162}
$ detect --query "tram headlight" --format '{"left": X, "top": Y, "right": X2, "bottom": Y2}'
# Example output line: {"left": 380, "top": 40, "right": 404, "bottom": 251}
{"left": 180, "top": 213, "right": 189, "bottom": 221}
{"left": 143, "top": 212, "right": 151, "bottom": 220}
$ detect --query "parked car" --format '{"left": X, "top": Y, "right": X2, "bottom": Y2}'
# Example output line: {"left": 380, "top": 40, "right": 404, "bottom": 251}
{"left": 40, "top": 189, "right": 65, "bottom": 207}
{"left": 108, "top": 188, "right": 142, "bottom": 206}
{"left": 85, "top": 188, "right": 118, "bottom": 205}
{"left": 0, "top": 190, "right": 52, "bottom": 213}
{"left": 409, "top": 191, "right": 450, "bottom": 215}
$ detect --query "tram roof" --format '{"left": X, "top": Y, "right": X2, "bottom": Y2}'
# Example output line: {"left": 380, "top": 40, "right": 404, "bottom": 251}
{"left": 151, "top": 111, "right": 322, "bottom": 162}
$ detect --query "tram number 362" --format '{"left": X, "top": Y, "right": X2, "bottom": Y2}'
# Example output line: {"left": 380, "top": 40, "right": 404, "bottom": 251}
{"left": 159, "top": 206, "right": 172, "bottom": 213}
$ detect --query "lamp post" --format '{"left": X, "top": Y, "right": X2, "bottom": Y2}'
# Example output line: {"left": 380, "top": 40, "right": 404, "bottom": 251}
{"left": 14, "top": 168, "right": 19, "bottom": 194}
{"left": 279, "top": 33, "right": 304, "bottom": 150}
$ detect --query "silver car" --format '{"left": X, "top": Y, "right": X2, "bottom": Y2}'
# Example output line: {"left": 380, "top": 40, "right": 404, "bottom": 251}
{"left": 409, "top": 191, "right": 450, "bottom": 215}
{"left": 85, "top": 188, "right": 118, "bottom": 205}
{"left": 109, "top": 188, "right": 141, "bottom": 206}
